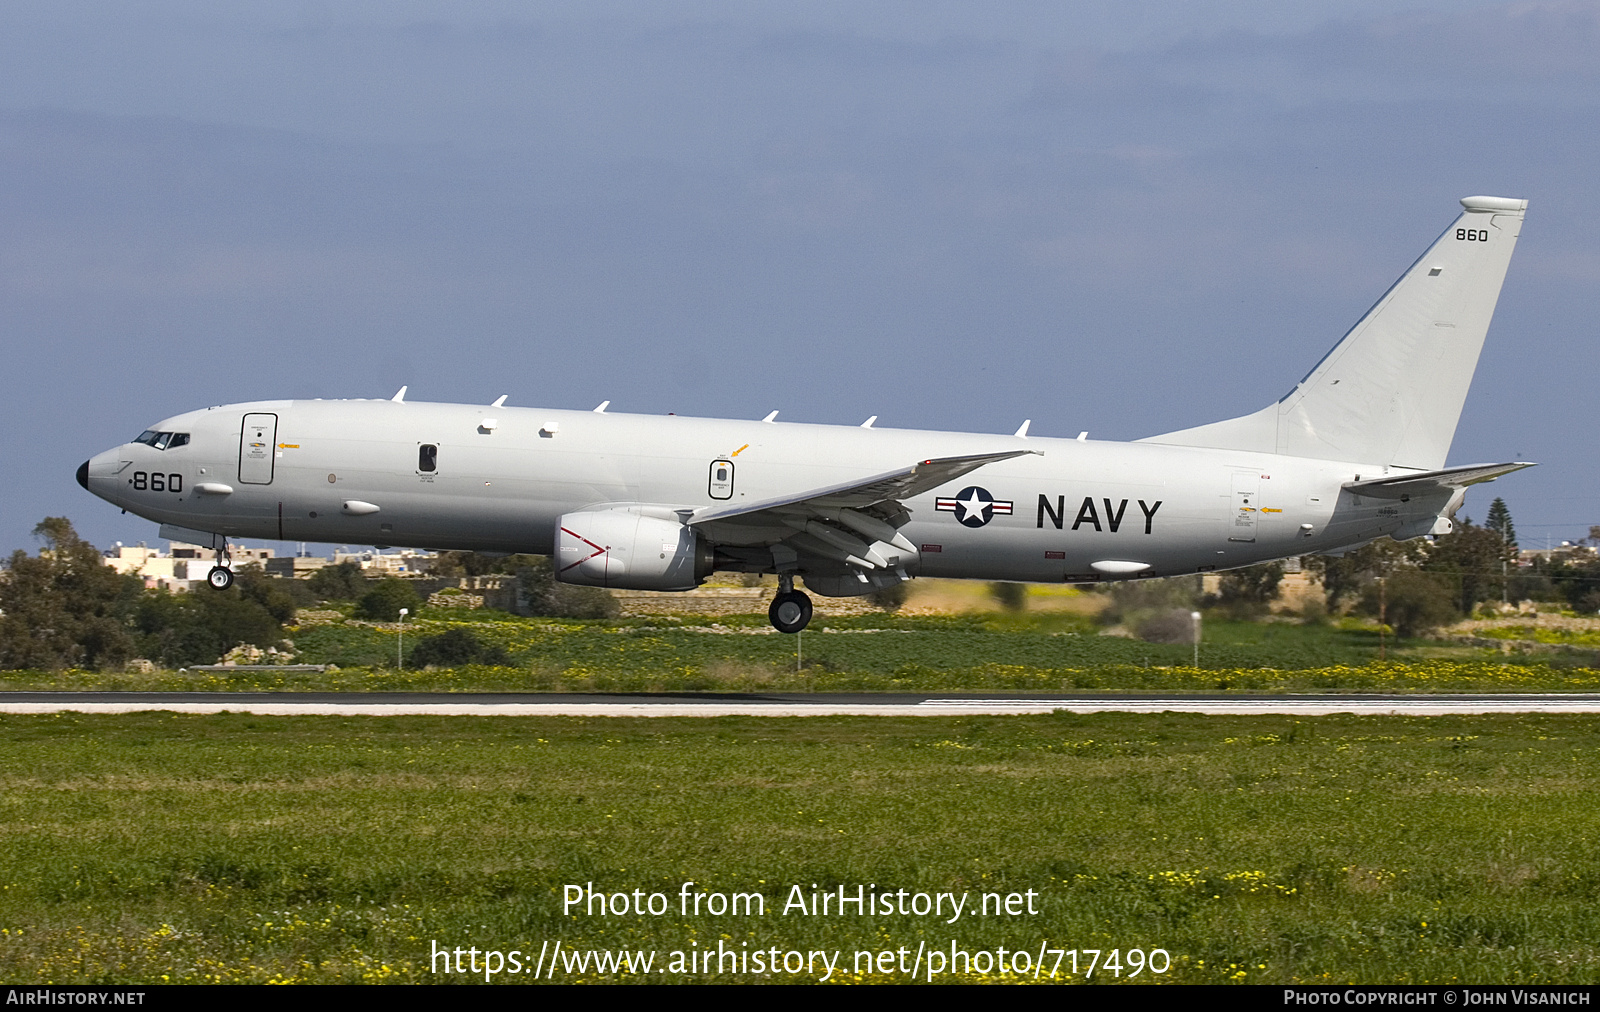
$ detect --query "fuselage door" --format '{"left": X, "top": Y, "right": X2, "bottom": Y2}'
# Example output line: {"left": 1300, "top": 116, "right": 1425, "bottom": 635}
{"left": 708, "top": 459, "right": 735, "bottom": 500}
{"left": 1229, "top": 471, "right": 1258, "bottom": 543}
{"left": 239, "top": 413, "right": 278, "bottom": 485}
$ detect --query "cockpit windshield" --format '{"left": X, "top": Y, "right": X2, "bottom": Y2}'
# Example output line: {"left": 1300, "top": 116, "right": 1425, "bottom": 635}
{"left": 133, "top": 431, "right": 190, "bottom": 450}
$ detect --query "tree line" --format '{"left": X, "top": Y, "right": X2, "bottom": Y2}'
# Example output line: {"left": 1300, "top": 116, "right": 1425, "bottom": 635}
{"left": 3, "top": 500, "right": 1595, "bottom": 669}
{"left": 0, "top": 519, "right": 614, "bottom": 670}
{"left": 1033, "top": 498, "right": 1597, "bottom": 642}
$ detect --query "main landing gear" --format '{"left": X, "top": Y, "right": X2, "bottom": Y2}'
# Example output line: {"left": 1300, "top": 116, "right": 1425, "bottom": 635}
{"left": 206, "top": 537, "right": 233, "bottom": 590}
{"left": 768, "top": 574, "right": 813, "bottom": 634}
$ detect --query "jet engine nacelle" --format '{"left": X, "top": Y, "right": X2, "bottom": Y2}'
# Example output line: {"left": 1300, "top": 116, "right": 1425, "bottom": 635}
{"left": 555, "top": 508, "right": 713, "bottom": 590}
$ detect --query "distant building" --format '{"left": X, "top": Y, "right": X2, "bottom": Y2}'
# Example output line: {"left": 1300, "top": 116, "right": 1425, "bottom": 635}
{"left": 102, "top": 541, "right": 273, "bottom": 591}
{"left": 1518, "top": 544, "right": 1598, "bottom": 566}
{"left": 265, "top": 556, "right": 330, "bottom": 578}
{"left": 330, "top": 548, "right": 437, "bottom": 576}
{"left": 101, "top": 538, "right": 439, "bottom": 586}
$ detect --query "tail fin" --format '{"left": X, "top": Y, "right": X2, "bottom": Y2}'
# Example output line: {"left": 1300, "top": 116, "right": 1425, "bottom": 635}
{"left": 1140, "top": 195, "right": 1527, "bottom": 469}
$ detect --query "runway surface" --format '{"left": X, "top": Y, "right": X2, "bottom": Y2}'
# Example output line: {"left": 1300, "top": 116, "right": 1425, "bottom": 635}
{"left": 5, "top": 691, "right": 1600, "bottom": 716}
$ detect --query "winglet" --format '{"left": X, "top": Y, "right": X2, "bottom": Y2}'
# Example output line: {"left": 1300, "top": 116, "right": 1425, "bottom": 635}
{"left": 491, "top": 395, "right": 508, "bottom": 408}
{"left": 1014, "top": 419, "right": 1031, "bottom": 438}
{"left": 762, "top": 410, "right": 779, "bottom": 423}
{"left": 391, "top": 386, "right": 408, "bottom": 403}
{"left": 593, "top": 400, "right": 610, "bottom": 413}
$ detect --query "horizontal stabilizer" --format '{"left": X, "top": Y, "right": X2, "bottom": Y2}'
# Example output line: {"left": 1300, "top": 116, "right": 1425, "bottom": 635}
{"left": 1343, "top": 461, "right": 1535, "bottom": 500}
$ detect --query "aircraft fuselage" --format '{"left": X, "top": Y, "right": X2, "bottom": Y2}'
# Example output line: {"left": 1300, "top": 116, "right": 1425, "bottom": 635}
{"left": 81, "top": 397, "right": 1441, "bottom": 584}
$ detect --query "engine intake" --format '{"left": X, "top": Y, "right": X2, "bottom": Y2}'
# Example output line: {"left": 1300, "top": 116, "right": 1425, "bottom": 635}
{"left": 555, "top": 508, "right": 713, "bottom": 591}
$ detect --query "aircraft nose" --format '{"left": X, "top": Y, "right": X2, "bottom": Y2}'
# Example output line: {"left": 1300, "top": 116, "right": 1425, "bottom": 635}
{"left": 80, "top": 448, "right": 123, "bottom": 498}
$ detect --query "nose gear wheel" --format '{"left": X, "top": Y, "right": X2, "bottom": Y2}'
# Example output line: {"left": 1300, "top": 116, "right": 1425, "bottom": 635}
{"left": 768, "top": 590, "right": 813, "bottom": 634}
{"left": 206, "top": 537, "right": 233, "bottom": 590}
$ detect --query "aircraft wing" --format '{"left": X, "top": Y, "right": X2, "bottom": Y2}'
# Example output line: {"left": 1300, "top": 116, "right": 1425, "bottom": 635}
{"left": 689, "top": 449, "right": 1040, "bottom": 571}
{"left": 1342, "top": 461, "right": 1536, "bottom": 500}
{"left": 691, "top": 450, "right": 1038, "bottom": 526}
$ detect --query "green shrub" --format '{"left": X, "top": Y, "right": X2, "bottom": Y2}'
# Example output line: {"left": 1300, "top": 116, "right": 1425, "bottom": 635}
{"left": 307, "top": 562, "right": 368, "bottom": 602}
{"left": 0, "top": 518, "right": 140, "bottom": 670}
{"left": 517, "top": 559, "right": 618, "bottom": 619}
{"left": 1360, "top": 569, "right": 1459, "bottom": 639}
{"left": 134, "top": 585, "right": 286, "bottom": 668}
{"left": 867, "top": 582, "right": 908, "bottom": 612}
{"left": 1214, "top": 562, "right": 1284, "bottom": 619}
{"left": 989, "top": 582, "right": 1026, "bottom": 612}
{"left": 355, "top": 578, "right": 423, "bottom": 622}
{"left": 408, "top": 628, "right": 510, "bottom": 668}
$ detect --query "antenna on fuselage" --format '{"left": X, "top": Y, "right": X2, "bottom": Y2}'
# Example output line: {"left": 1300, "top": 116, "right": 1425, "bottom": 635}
{"left": 593, "top": 400, "right": 610, "bottom": 413}
{"left": 1014, "top": 419, "right": 1031, "bottom": 438}
{"left": 861, "top": 416, "right": 877, "bottom": 428}
{"left": 391, "top": 386, "right": 408, "bottom": 403}
{"left": 491, "top": 395, "right": 508, "bottom": 407}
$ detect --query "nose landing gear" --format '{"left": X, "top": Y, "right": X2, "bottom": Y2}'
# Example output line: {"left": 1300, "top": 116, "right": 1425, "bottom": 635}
{"left": 768, "top": 574, "right": 812, "bottom": 634}
{"left": 206, "top": 538, "right": 233, "bottom": 590}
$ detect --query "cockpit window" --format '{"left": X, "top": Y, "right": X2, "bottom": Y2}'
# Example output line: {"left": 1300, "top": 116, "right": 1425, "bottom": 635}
{"left": 133, "top": 431, "right": 190, "bottom": 450}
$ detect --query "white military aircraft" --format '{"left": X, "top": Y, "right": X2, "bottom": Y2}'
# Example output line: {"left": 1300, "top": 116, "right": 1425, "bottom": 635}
{"left": 80, "top": 195, "right": 1532, "bottom": 633}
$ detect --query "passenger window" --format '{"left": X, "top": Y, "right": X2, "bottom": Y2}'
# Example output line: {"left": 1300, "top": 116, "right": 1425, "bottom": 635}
{"left": 419, "top": 444, "right": 438, "bottom": 472}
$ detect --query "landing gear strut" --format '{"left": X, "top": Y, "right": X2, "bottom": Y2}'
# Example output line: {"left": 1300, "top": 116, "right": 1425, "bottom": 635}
{"left": 206, "top": 537, "right": 233, "bottom": 590}
{"left": 769, "top": 574, "right": 812, "bottom": 634}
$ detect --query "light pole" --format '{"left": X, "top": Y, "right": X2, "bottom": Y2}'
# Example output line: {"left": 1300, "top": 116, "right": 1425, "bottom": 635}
{"left": 397, "top": 607, "right": 409, "bottom": 669}
{"left": 1191, "top": 611, "right": 1202, "bottom": 668}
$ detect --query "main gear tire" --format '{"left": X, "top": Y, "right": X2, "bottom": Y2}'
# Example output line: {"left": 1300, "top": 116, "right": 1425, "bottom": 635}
{"left": 768, "top": 590, "right": 813, "bottom": 634}
{"left": 207, "top": 566, "right": 234, "bottom": 590}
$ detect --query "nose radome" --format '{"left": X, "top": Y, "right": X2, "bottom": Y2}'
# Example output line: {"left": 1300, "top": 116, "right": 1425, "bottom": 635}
{"left": 77, "top": 460, "right": 89, "bottom": 490}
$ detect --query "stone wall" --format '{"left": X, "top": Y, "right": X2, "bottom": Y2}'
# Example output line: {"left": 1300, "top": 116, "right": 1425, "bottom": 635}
{"left": 406, "top": 575, "right": 519, "bottom": 612}
{"left": 403, "top": 575, "right": 881, "bottom": 618}
{"left": 611, "top": 587, "right": 879, "bottom": 618}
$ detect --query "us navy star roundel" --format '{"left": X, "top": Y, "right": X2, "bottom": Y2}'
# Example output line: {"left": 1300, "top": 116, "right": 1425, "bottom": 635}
{"left": 935, "top": 486, "right": 1014, "bottom": 528}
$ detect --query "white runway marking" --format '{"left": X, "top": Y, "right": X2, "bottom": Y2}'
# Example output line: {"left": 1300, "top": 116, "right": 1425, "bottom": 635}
{"left": 917, "top": 698, "right": 1600, "bottom": 715}
{"left": 5, "top": 697, "right": 1600, "bottom": 717}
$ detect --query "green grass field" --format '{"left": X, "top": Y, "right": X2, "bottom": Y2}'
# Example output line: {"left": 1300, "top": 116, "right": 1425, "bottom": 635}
{"left": 6, "top": 609, "right": 1600, "bottom": 694}
{"left": 4, "top": 711, "right": 1599, "bottom": 984}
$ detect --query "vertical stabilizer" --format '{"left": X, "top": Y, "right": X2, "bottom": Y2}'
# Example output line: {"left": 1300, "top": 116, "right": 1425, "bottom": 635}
{"left": 1141, "top": 195, "right": 1527, "bottom": 469}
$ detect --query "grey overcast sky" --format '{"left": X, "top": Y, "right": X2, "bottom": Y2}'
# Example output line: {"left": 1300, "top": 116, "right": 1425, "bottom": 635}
{"left": 5, "top": 1, "right": 1596, "bottom": 555}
